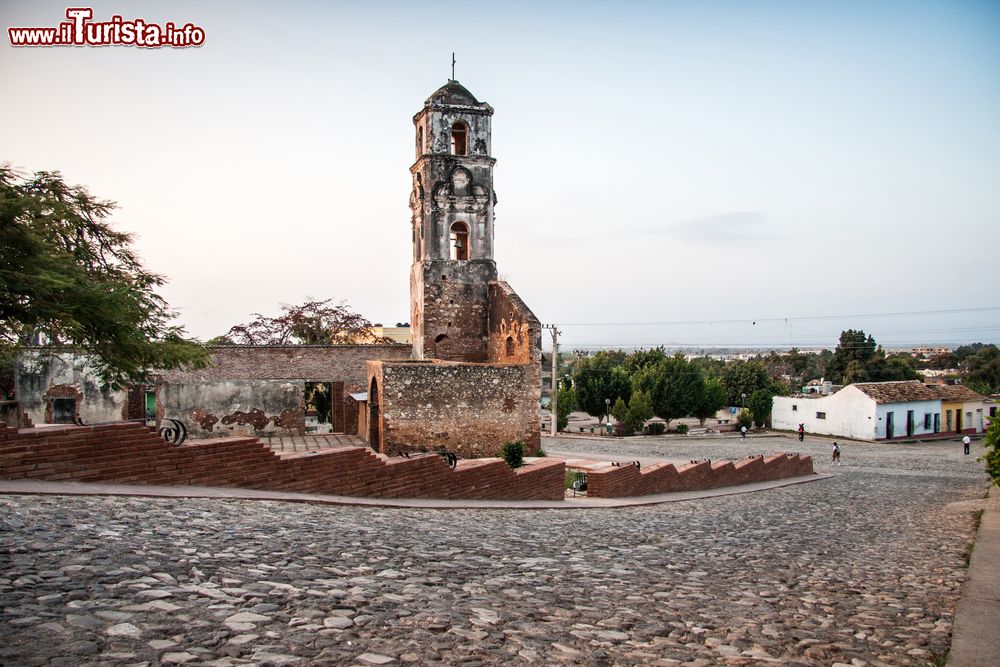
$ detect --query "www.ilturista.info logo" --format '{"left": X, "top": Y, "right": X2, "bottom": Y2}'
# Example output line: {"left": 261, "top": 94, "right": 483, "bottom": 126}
{"left": 8, "top": 7, "right": 205, "bottom": 48}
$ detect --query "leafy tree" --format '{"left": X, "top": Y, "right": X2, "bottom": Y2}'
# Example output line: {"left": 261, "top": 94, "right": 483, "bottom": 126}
{"left": 612, "top": 389, "right": 654, "bottom": 436}
{"left": 574, "top": 355, "right": 631, "bottom": 422}
{"left": 692, "top": 376, "right": 727, "bottom": 426}
{"left": 979, "top": 415, "right": 1000, "bottom": 486}
{"left": 720, "top": 359, "right": 771, "bottom": 407}
{"left": 623, "top": 347, "right": 667, "bottom": 376}
{"left": 225, "top": 299, "right": 394, "bottom": 345}
{"left": 0, "top": 165, "right": 207, "bottom": 387}
{"left": 611, "top": 397, "right": 629, "bottom": 429}
{"left": 843, "top": 359, "right": 868, "bottom": 385}
{"left": 826, "top": 329, "right": 879, "bottom": 383}
{"left": 556, "top": 385, "right": 576, "bottom": 431}
{"left": 747, "top": 387, "right": 775, "bottom": 427}
{"left": 963, "top": 345, "right": 1000, "bottom": 394}
{"left": 637, "top": 354, "right": 702, "bottom": 426}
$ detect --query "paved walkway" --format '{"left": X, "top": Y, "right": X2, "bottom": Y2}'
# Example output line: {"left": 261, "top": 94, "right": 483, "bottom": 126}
{"left": 0, "top": 431, "right": 993, "bottom": 666}
{"left": 0, "top": 473, "right": 829, "bottom": 510}
{"left": 949, "top": 485, "right": 1000, "bottom": 666}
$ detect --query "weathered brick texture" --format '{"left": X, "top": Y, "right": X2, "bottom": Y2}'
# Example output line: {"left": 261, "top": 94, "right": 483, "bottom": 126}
{"left": 0, "top": 422, "right": 564, "bottom": 501}
{"left": 584, "top": 454, "right": 814, "bottom": 498}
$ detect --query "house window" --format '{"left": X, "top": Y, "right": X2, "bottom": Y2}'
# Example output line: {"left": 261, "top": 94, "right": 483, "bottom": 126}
{"left": 792, "top": 404, "right": 798, "bottom": 411}
{"left": 816, "top": 412, "right": 826, "bottom": 420}
{"left": 449, "top": 222, "right": 469, "bottom": 260}
{"left": 450, "top": 121, "right": 468, "bottom": 156}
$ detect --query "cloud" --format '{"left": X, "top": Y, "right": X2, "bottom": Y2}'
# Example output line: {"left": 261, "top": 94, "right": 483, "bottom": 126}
{"left": 653, "top": 211, "right": 772, "bottom": 246}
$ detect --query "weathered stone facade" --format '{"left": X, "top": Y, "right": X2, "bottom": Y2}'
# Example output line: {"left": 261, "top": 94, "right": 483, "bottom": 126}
{"left": 16, "top": 345, "right": 412, "bottom": 438}
{"left": 370, "top": 81, "right": 542, "bottom": 457}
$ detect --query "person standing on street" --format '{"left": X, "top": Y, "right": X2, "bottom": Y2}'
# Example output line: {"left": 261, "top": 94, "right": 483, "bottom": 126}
{"left": 741, "top": 425, "right": 747, "bottom": 440}
{"left": 963, "top": 434, "right": 971, "bottom": 455}
{"left": 798, "top": 423, "right": 805, "bottom": 442}
{"left": 832, "top": 441, "right": 841, "bottom": 465}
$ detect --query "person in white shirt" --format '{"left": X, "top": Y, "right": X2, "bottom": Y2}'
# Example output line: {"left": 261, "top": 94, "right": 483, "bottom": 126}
{"left": 963, "top": 434, "right": 971, "bottom": 456}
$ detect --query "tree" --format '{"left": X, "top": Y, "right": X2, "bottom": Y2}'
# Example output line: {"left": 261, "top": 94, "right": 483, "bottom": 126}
{"left": 225, "top": 299, "right": 394, "bottom": 345}
{"left": 574, "top": 355, "right": 631, "bottom": 422}
{"left": 556, "top": 385, "right": 576, "bottom": 432}
{"left": 827, "top": 329, "right": 878, "bottom": 383}
{"left": 625, "top": 389, "right": 654, "bottom": 434}
{"left": 692, "top": 376, "right": 727, "bottom": 426}
{"left": 962, "top": 345, "right": 1000, "bottom": 394}
{"left": 720, "top": 360, "right": 771, "bottom": 407}
{"left": 637, "top": 354, "right": 702, "bottom": 426}
{"left": 0, "top": 165, "right": 207, "bottom": 387}
{"left": 746, "top": 388, "right": 775, "bottom": 428}
{"left": 979, "top": 415, "right": 1000, "bottom": 486}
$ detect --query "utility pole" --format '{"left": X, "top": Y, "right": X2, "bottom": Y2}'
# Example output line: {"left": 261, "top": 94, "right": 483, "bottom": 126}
{"left": 542, "top": 324, "right": 559, "bottom": 436}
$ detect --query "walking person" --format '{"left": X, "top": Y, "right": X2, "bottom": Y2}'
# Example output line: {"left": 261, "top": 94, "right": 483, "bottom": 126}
{"left": 798, "top": 423, "right": 805, "bottom": 442}
{"left": 832, "top": 441, "right": 841, "bottom": 465}
{"left": 963, "top": 434, "right": 971, "bottom": 456}
{"left": 741, "top": 425, "right": 747, "bottom": 440}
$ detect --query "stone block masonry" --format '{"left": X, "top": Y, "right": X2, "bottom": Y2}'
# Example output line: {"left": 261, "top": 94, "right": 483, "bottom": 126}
{"left": 368, "top": 359, "right": 540, "bottom": 458}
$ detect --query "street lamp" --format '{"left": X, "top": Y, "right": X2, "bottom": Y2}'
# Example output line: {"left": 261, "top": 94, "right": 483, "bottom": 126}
{"left": 605, "top": 398, "right": 612, "bottom": 435}
{"left": 741, "top": 393, "right": 747, "bottom": 409}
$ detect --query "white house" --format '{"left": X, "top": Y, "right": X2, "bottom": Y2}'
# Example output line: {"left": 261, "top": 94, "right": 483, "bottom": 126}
{"left": 772, "top": 380, "right": 985, "bottom": 441}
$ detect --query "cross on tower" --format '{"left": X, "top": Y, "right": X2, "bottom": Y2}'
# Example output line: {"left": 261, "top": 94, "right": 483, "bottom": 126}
{"left": 451, "top": 52, "right": 455, "bottom": 81}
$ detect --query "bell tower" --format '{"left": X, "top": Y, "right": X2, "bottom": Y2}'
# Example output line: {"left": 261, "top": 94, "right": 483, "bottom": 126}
{"left": 409, "top": 80, "right": 498, "bottom": 361}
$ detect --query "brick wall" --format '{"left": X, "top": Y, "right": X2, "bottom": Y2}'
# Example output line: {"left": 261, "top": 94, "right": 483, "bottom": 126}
{"left": 584, "top": 454, "right": 814, "bottom": 498}
{"left": 0, "top": 422, "right": 564, "bottom": 501}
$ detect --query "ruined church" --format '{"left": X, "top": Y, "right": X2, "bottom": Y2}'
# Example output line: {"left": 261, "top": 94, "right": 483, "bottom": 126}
{"left": 13, "top": 80, "right": 541, "bottom": 459}
{"left": 366, "top": 80, "right": 542, "bottom": 457}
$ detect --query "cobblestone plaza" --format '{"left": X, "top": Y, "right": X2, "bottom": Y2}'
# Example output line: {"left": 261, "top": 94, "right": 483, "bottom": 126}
{"left": 0, "top": 434, "right": 989, "bottom": 665}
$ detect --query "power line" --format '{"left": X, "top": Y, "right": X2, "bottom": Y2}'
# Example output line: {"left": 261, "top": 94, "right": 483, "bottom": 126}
{"left": 555, "top": 305, "right": 1000, "bottom": 327}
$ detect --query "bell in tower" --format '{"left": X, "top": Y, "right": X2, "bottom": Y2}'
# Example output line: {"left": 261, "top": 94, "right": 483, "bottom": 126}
{"left": 409, "top": 80, "right": 498, "bottom": 361}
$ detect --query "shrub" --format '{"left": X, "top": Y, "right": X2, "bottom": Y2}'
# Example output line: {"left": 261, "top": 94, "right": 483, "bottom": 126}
{"left": 646, "top": 422, "right": 666, "bottom": 435}
{"left": 534, "top": 448, "right": 547, "bottom": 457}
{"left": 736, "top": 409, "right": 753, "bottom": 430}
{"left": 676, "top": 424, "right": 689, "bottom": 435}
{"left": 501, "top": 441, "right": 525, "bottom": 469}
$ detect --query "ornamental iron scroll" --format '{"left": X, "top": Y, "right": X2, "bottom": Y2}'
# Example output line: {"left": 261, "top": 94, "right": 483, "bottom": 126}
{"left": 158, "top": 418, "right": 188, "bottom": 446}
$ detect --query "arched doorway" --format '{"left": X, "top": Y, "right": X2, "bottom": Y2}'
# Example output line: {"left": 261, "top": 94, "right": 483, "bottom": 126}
{"left": 368, "top": 377, "right": 381, "bottom": 452}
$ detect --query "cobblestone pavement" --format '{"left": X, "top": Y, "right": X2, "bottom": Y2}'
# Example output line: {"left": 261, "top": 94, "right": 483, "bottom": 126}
{"left": 0, "top": 434, "right": 990, "bottom": 666}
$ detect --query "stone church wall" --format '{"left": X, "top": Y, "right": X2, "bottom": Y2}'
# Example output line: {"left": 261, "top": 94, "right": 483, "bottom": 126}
{"left": 368, "top": 359, "right": 541, "bottom": 458}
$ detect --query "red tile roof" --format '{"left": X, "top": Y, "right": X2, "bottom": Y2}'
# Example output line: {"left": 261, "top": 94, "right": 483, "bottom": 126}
{"left": 851, "top": 381, "right": 941, "bottom": 404}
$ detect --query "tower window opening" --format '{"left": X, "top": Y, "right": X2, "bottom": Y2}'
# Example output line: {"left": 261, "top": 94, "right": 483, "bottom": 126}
{"left": 450, "top": 222, "right": 469, "bottom": 260}
{"left": 505, "top": 336, "right": 515, "bottom": 356}
{"left": 450, "top": 121, "right": 468, "bottom": 156}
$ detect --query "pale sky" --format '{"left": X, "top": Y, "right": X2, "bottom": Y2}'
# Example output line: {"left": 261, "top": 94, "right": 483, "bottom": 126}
{"left": 3, "top": 1, "right": 999, "bottom": 350}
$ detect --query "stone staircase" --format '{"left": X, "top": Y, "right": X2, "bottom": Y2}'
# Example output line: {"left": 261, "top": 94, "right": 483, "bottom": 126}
{"left": 0, "top": 422, "right": 565, "bottom": 500}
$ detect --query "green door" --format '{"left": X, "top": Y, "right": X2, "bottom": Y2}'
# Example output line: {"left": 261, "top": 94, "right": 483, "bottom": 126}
{"left": 145, "top": 391, "right": 156, "bottom": 423}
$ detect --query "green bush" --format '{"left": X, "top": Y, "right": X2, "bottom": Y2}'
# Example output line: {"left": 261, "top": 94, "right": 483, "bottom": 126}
{"left": 646, "top": 422, "right": 666, "bottom": 435}
{"left": 501, "top": 441, "right": 525, "bottom": 469}
{"left": 534, "top": 448, "right": 547, "bottom": 457}
{"left": 979, "top": 418, "right": 1000, "bottom": 485}
{"left": 676, "top": 424, "right": 689, "bottom": 435}
{"left": 736, "top": 409, "right": 753, "bottom": 430}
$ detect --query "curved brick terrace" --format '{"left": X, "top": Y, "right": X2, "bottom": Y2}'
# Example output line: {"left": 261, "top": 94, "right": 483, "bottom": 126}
{"left": 0, "top": 431, "right": 992, "bottom": 666}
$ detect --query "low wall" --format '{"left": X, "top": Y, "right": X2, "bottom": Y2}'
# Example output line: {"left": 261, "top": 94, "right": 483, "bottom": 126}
{"left": 0, "top": 422, "right": 564, "bottom": 501}
{"left": 583, "top": 454, "right": 814, "bottom": 498}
